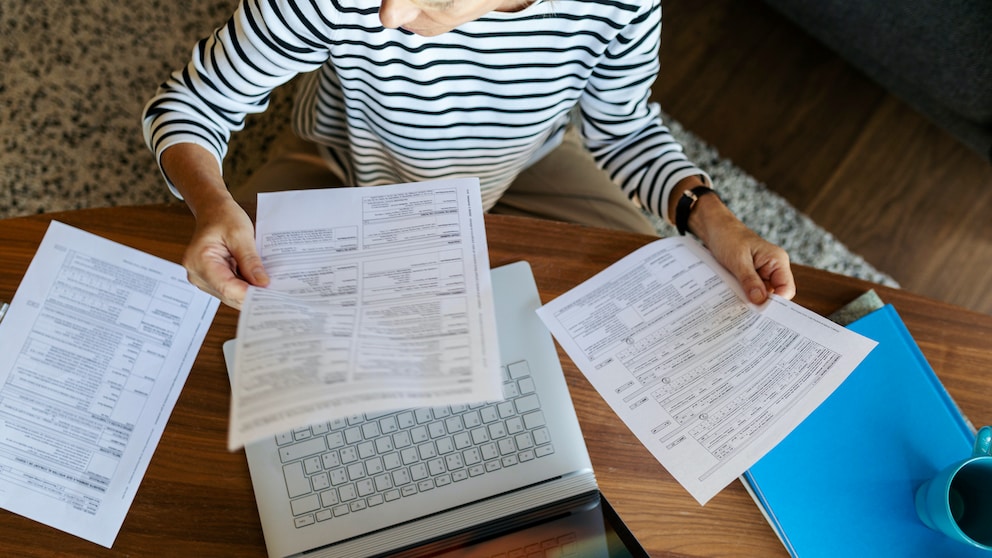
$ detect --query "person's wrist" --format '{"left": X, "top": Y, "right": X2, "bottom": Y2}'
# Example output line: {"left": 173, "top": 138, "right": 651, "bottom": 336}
{"left": 189, "top": 189, "right": 240, "bottom": 222}
{"left": 675, "top": 185, "right": 718, "bottom": 236}
{"left": 686, "top": 194, "right": 739, "bottom": 245}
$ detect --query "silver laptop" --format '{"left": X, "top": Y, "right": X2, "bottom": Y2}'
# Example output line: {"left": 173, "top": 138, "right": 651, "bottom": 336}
{"left": 224, "top": 261, "right": 601, "bottom": 557}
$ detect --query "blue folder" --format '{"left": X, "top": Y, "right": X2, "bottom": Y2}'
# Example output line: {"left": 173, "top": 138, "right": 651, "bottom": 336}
{"left": 743, "top": 304, "right": 984, "bottom": 557}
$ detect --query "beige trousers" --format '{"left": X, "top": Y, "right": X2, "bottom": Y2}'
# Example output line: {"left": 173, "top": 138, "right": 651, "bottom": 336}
{"left": 232, "top": 128, "right": 657, "bottom": 235}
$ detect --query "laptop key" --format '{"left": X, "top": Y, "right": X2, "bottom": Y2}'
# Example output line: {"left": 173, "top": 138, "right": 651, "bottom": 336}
{"left": 397, "top": 411, "right": 416, "bottom": 428}
{"left": 303, "top": 456, "right": 321, "bottom": 475}
{"left": 498, "top": 438, "right": 516, "bottom": 455}
{"left": 463, "top": 447, "right": 482, "bottom": 465}
{"left": 392, "top": 468, "right": 411, "bottom": 486}
{"left": 347, "top": 462, "right": 366, "bottom": 480}
{"left": 507, "top": 360, "right": 530, "bottom": 379}
{"left": 481, "top": 443, "right": 499, "bottom": 461}
{"left": 329, "top": 468, "right": 348, "bottom": 485}
{"left": 293, "top": 428, "right": 312, "bottom": 441}
{"left": 518, "top": 376, "right": 537, "bottom": 394}
{"left": 435, "top": 436, "right": 454, "bottom": 454}
{"left": 445, "top": 453, "right": 464, "bottom": 470}
{"left": 339, "top": 484, "right": 357, "bottom": 502}
{"left": 409, "top": 463, "right": 429, "bottom": 481}
{"left": 326, "top": 431, "right": 345, "bottom": 450}
{"left": 322, "top": 451, "right": 340, "bottom": 469}
{"left": 533, "top": 427, "right": 551, "bottom": 445}
{"left": 515, "top": 393, "right": 540, "bottom": 414}
{"left": 497, "top": 401, "right": 516, "bottom": 419}
{"left": 311, "top": 472, "right": 330, "bottom": 491}
{"left": 344, "top": 427, "right": 362, "bottom": 445}
{"left": 356, "top": 478, "right": 374, "bottom": 497}
{"left": 453, "top": 431, "right": 472, "bottom": 450}
{"left": 489, "top": 422, "right": 508, "bottom": 439}
{"left": 480, "top": 406, "right": 499, "bottom": 423}
{"left": 280, "top": 437, "right": 326, "bottom": 463}
{"left": 523, "top": 410, "right": 546, "bottom": 429}
{"left": 506, "top": 416, "right": 524, "bottom": 435}
{"left": 433, "top": 407, "right": 451, "bottom": 419}
{"left": 311, "top": 422, "right": 330, "bottom": 436}
{"left": 366, "top": 456, "right": 384, "bottom": 475}
{"left": 339, "top": 446, "right": 358, "bottom": 464}
{"left": 383, "top": 452, "right": 402, "bottom": 470}
{"left": 283, "top": 462, "right": 311, "bottom": 498}
{"left": 320, "top": 489, "right": 339, "bottom": 507}
{"left": 374, "top": 474, "right": 392, "bottom": 492}
{"left": 445, "top": 416, "right": 464, "bottom": 433}
{"left": 379, "top": 416, "right": 399, "bottom": 434}
{"left": 463, "top": 410, "right": 482, "bottom": 428}
{"left": 414, "top": 408, "right": 432, "bottom": 424}
{"left": 291, "top": 494, "right": 320, "bottom": 516}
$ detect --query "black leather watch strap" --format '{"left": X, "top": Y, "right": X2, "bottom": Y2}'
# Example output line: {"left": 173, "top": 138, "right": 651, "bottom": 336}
{"left": 675, "top": 185, "right": 717, "bottom": 236}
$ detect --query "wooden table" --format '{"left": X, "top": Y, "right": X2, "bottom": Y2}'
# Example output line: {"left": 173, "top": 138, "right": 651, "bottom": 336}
{"left": 0, "top": 204, "right": 989, "bottom": 557}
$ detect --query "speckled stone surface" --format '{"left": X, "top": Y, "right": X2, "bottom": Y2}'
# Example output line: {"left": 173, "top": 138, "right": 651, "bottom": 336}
{"left": 0, "top": 0, "right": 896, "bottom": 286}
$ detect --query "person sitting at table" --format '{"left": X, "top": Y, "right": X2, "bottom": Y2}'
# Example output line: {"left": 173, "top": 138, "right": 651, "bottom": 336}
{"left": 142, "top": 0, "right": 796, "bottom": 310}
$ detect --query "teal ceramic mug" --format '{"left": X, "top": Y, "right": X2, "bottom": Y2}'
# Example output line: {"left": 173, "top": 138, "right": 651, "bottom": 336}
{"left": 915, "top": 425, "right": 992, "bottom": 550}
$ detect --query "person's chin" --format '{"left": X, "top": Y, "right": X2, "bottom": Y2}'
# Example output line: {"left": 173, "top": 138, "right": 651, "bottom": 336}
{"left": 402, "top": 25, "right": 452, "bottom": 37}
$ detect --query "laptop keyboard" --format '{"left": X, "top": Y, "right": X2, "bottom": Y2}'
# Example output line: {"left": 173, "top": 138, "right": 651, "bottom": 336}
{"left": 275, "top": 360, "right": 557, "bottom": 528}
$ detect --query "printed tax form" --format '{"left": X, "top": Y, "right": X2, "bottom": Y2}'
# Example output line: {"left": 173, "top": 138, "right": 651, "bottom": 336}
{"left": 0, "top": 221, "right": 219, "bottom": 546}
{"left": 536, "top": 236, "right": 876, "bottom": 505}
{"left": 228, "top": 178, "right": 502, "bottom": 450}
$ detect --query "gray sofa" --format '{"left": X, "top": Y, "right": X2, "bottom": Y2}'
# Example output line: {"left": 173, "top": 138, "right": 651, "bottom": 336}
{"left": 761, "top": 0, "right": 992, "bottom": 161}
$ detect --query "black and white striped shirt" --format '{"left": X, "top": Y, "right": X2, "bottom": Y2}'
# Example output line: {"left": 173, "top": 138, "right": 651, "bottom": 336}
{"left": 142, "top": 0, "right": 705, "bottom": 220}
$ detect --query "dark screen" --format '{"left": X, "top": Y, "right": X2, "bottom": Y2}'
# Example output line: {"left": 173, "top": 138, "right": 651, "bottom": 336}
{"left": 388, "top": 491, "right": 649, "bottom": 557}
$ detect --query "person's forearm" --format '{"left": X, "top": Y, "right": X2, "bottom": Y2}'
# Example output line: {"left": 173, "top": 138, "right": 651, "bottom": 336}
{"left": 159, "top": 142, "right": 267, "bottom": 308}
{"left": 160, "top": 143, "right": 236, "bottom": 219}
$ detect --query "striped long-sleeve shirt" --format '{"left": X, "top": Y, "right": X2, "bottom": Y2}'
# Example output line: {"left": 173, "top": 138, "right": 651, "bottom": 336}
{"left": 142, "top": 0, "right": 707, "bottom": 221}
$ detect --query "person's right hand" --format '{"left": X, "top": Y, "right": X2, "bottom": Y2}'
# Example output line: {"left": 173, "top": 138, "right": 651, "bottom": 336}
{"left": 183, "top": 197, "right": 269, "bottom": 309}
{"left": 160, "top": 143, "right": 271, "bottom": 309}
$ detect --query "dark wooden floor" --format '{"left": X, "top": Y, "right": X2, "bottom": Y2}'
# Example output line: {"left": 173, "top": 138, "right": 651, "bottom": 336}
{"left": 652, "top": 0, "right": 992, "bottom": 315}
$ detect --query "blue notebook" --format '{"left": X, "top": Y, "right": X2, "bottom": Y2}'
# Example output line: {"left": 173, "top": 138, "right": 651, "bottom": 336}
{"left": 743, "top": 304, "right": 984, "bottom": 557}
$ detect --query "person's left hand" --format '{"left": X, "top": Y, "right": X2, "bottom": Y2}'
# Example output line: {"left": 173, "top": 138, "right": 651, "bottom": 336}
{"left": 688, "top": 195, "right": 796, "bottom": 304}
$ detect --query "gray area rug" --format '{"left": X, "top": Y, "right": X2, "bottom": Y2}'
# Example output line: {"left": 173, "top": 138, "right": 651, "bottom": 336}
{"left": 0, "top": 0, "right": 896, "bottom": 287}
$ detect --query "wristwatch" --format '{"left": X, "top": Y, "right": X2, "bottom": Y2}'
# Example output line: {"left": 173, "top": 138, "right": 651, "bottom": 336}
{"left": 675, "top": 185, "right": 718, "bottom": 236}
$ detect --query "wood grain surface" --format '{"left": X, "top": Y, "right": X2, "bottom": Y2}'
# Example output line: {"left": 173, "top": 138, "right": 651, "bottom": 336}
{"left": 0, "top": 204, "right": 989, "bottom": 557}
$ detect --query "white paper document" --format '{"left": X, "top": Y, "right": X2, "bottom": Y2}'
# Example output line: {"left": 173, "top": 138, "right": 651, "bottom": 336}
{"left": 228, "top": 178, "right": 501, "bottom": 450}
{"left": 0, "top": 221, "right": 219, "bottom": 546}
{"left": 535, "top": 237, "right": 876, "bottom": 505}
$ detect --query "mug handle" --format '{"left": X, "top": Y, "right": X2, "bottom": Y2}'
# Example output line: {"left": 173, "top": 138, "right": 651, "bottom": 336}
{"left": 974, "top": 425, "right": 992, "bottom": 457}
